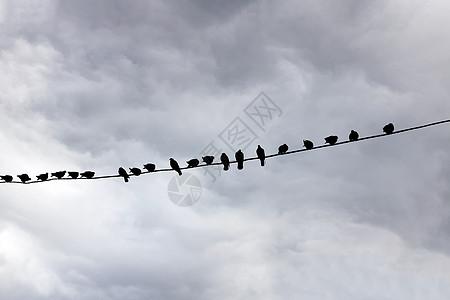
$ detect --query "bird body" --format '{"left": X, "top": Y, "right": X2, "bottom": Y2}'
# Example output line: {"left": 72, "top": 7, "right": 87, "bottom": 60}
{"left": 202, "top": 156, "right": 214, "bottom": 165}
{"left": 80, "top": 171, "right": 95, "bottom": 179}
{"left": 220, "top": 153, "right": 230, "bottom": 171}
{"left": 143, "top": 163, "right": 156, "bottom": 172}
{"left": 18, "top": 174, "right": 31, "bottom": 183}
{"left": 118, "top": 167, "right": 129, "bottom": 182}
{"left": 170, "top": 158, "right": 182, "bottom": 176}
{"left": 129, "top": 167, "right": 142, "bottom": 176}
{"left": 325, "top": 136, "right": 338, "bottom": 145}
{"left": 51, "top": 171, "right": 66, "bottom": 179}
{"left": 303, "top": 140, "right": 314, "bottom": 150}
{"left": 68, "top": 171, "right": 79, "bottom": 179}
{"left": 256, "top": 145, "right": 265, "bottom": 166}
{"left": 186, "top": 159, "right": 200, "bottom": 168}
{"left": 383, "top": 123, "right": 394, "bottom": 134}
{"left": 235, "top": 149, "right": 244, "bottom": 170}
{"left": 1, "top": 175, "right": 13, "bottom": 182}
{"left": 36, "top": 173, "right": 49, "bottom": 181}
{"left": 278, "top": 143, "right": 289, "bottom": 154}
{"left": 349, "top": 130, "right": 359, "bottom": 141}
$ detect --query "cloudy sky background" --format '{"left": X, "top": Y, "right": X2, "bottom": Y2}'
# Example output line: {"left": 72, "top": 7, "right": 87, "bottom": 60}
{"left": 1, "top": 0, "right": 450, "bottom": 299}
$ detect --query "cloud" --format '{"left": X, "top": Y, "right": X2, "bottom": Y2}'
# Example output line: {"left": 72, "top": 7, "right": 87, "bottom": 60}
{"left": 1, "top": 0, "right": 450, "bottom": 299}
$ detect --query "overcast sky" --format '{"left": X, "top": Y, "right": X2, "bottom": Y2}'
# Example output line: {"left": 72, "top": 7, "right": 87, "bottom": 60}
{"left": 1, "top": 0, "right": 450, "bottom": 299}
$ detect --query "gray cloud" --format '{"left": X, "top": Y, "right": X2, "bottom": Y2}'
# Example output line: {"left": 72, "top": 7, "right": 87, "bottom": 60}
{"left": 1, "top": 0, "right": 450, "bottom": 299}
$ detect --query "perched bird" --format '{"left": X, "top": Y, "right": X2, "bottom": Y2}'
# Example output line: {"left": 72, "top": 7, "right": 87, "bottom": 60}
{"left": 220, "top": 153, "right": 230, "bottom": 171}
{"left": 325, "top": 135, "right": 338, "bottom": 145}
{"left": 143, "top": 163, "right": 156, "bottom": 172}
{"left": 51, "top": 171, "right": 66, "bottom": 179}
{"left": 303, "top": 140, "right": 314, "bottom": 150}
{"left": 1, "top": 175, "right": 13, "bottom": 182}
{"left": 202, "top": 156, "right": 214, "bottom": 165}
{"left": 68, "top": 171, "right": 79, "bottom": 179}
{"left": 349, "top": 130, "right": 359, "bottom": 141}
{"left": 170, "top": 158, "right": 182, "bottom": 176}
{"left": 186, "top": 159, "right": 200, "bottom": 168}
{"left": 18, "top": 174, "right": 31, "bottom": 183}
{"left": 256, "top": 145, "right": 265, "bottom": 167}
{"left": 278, "top": 143, "right": 289, "bottom": 154}
{"left": 80, "top": 171, "right": 95, "bottom": 179}
{"left": 383, "top": 123, "right": 394, "bottom": 135}
{"left": 118, "top": 167, "right": 129, "bottom": 182}
{"left": 36, "top": 173, "right": 49, "bottom": 181}
{"left": 129, "top": 167, "right": 142, "bottom": 176}
{"left": 235, "top": 149, "right": 244, "bottom": 170}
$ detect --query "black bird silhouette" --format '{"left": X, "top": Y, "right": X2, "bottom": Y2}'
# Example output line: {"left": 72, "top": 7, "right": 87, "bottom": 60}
{"left": 235, "top": 149, "right": 244, "bottom": 170}
{"left": 202, "top": 156, "right": 214, "bottom": 165}
{"left": 129, "top": 167, "right": 142, "bottom": 176}
{"left": 383, "top": 123, "right": 394, "bottom": 134}
{"left": 170, "top": 158, "right": 182, "bottom": 176}
{"left": 186, "top": 159, "right": 200, "bottom": 168}
{"left": 303, "top": 140, "right": 314, "bottom": 150}
{"left": 80, "top": 171, "right": 95, "bottom": 179}
{"left": 143, "top": 163, "right": 156, "bottom": 172}
{"left": 36, "top": 173, "right": 49, "bottom": 181}
{"left": 325, "top": 135, "right": 338, "bottom": 145}
{"left": 118, "top": 167, "right": 129, "bottom": 182}
{"left": 68, "top": 171, "right": 79, "bottom": 179}
{"left": 220, "top": 153, "right": 230, "bottom": 171}
{"left": 18, "top": 174, "right": 31, "bottom": 183}
{"left": 51, "top": 171, "right": 66, "bottom": 179}
{"left": 1, "top": 175, "right": 13, "bottom": 182}
{"left": 349, "top": 130, "right": 359, "bottom": 141}
{"left": 256, "top": 145, "right": 265, "bottom": 167}
{"left": 278, "top": 143, "right": 289, "bottom": 154}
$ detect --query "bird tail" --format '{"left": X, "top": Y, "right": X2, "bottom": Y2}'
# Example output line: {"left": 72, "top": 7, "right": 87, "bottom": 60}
{"left": 238, "top": 161, "right": 243, "bottom": 170}
{"left": 223, "top": 163, "right": 229, "bottom": 171}
{"left": 124, "top": 176, "right": 129, "bottom": 183}
{"left": 177, "top": 170, "right": 182, "bottom": 176}
{"left": 261, "top": 159, "right": 265, "bottom": 167}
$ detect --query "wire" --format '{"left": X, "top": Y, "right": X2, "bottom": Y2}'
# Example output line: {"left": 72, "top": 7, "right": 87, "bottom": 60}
{"left": 2, "top": 119, "right": 450, "bottom": 184}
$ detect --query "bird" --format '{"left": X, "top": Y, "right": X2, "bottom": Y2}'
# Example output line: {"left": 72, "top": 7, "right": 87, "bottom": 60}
{"left": 80, "top": 171, "right": 95, "bottom": 179}
{"left": 303, "top": 140, "right": 314, "bottom": 150}
{"left": 143, "top": 163, "right": 156, "bottom": 172}
{"left": 36, "top": 173, "right": 49, "bottom": 181}
{"left": 1, "top": 175, "right": 13, "bottom": 182}
{"left": 202, "top": 156, "right": 214, "bottom": 165}
{"left": 186, "top": 159, "right": 200, "bottom": 168}
{"left": 235, "top": 149, "right": 244, "bottom": 170}
{"left": 118, "top": 167, "right": 129, "bottom": 182}
{"left": 68, "top": 171, "right": 79, "bottom": 179}
{"left": 170, "top": 158, "right": 182, "bottom": 176}
{"left": 256, "top": 145, "right": 265, "bottom": 167}
{"left": 349, "top": 130, "right": 359, "bottom": 141}
{"left": 325, "top": 135, "right": 338, "bottom": 145}
{"left": 278, "top": 143, "right": 289, "bottom": 154}
{"left": 220, "top": 153, "right": 230, "bottom": 171}
{"left": 129, "top": 167, "right": 142, "bottom": 176}
{"left": 18, "top": 174, "right": 31, "bottom": 183}
{"left": 383, "top": 123, "right": 394, "bottom": 134}
{"left": 51, "top": 171, "right": 66, "bottom": 179}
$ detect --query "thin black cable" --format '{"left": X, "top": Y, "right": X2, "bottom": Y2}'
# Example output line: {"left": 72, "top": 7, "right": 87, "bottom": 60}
{"left": 2, "top": 119, "right": 450, "bottom": 184}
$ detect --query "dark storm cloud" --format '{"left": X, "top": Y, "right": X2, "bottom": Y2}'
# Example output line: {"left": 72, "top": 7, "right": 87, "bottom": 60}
{"left": 2, "top": 0, "right": 450, "bottom": 299}
{"left": 1, "top": 0, "right": 278, "bottom": 158}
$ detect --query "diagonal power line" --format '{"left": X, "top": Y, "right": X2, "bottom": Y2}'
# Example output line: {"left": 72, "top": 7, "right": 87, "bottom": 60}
{"left": 2, "top": 119, "right": 450, "bottom": 184}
